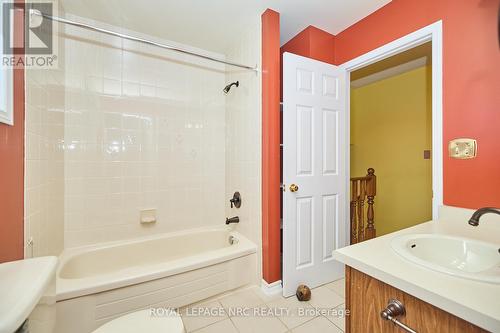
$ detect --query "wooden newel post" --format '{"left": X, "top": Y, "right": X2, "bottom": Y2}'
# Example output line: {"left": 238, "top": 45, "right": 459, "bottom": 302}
{"left": 365, "top": 168, "right": 376, "bottom": 240}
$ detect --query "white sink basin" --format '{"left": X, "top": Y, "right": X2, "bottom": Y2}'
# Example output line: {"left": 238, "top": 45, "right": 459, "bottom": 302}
{"left": 0, "top": 256, "right": 57, "bottom": 333}
{"left": 391, "top": 234, "right": 500, "bottom": 284}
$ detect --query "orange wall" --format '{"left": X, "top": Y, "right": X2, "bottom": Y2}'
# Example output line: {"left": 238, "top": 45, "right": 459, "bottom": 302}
{"left": 0, "top": 3, "right": 25, "bottom": 263}
{"left": 281, "top": 25, "right": 335, "bottom": 64}
{"left": 335, "top": 0, "right": 500, "bottom": 209}
{"left": 262, "top": 9, "right": 281, "bottom": 283}
{"left": 281, "top": 0, "right": 500, "bottom": 209}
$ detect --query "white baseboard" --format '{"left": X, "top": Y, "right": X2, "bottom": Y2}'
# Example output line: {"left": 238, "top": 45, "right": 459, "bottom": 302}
{"left": 261, "top": 279, "right": 282, "bottom": 296}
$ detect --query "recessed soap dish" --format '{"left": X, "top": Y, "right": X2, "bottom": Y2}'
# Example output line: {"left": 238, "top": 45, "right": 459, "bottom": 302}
{"left": 140, "top": 209, "right": 157, "bottom": 224}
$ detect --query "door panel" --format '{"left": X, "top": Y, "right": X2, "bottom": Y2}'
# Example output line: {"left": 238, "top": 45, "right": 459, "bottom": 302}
{"left": 296, "top": 197, "right": 313, "bottom": 268}
{"left": 323, "top": 109, "right": 338, "bottom": 175}
{"left": 283, "top": 52, "right": 347, "bottom": 297}
{"left": 297, "top": 105, "right": 313, "bottom": 175}
{"left": 322, "top": 194, "right": 337, "bottom": 261}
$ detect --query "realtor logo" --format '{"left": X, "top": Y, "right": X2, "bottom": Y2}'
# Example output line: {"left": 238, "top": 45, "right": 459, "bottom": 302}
{"left": 1, "top": 1, "right": 58, "bottom": 68}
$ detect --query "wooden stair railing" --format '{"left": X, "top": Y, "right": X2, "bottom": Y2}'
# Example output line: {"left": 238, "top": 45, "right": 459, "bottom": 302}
{"left": 350, "top": 168, "right": 376, "bottom": 244}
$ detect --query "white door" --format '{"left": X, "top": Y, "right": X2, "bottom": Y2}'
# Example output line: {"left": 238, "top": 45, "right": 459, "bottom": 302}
{"left": 283, "top": 52, "right": 347, "bottom": 297}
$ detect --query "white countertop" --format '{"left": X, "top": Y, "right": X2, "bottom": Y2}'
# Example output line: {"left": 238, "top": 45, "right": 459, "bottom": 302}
{"left": 333, "top": 206, "right": 500, "bottom": 332}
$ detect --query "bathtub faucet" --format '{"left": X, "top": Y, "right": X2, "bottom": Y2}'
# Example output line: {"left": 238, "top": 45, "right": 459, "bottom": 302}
{"left": 226, "top": 216, "right": 239, "bottom": 225}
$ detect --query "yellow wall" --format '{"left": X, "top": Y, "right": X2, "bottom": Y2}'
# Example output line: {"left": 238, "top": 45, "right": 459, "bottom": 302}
{"left": 350, "top": 66, "right": 432, "bottom": 236}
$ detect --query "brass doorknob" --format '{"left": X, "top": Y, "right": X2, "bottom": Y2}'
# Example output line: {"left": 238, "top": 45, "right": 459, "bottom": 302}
{"left": 289, "top": 184, "right": 299, "bottom": 192}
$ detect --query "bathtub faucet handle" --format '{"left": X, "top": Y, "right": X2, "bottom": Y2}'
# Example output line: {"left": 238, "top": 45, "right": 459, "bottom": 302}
{"left": 230, "top": 192, "right": 241, "bottom": 209}
{"left": 226, "top": 216, "right": 240, "bottom": 225}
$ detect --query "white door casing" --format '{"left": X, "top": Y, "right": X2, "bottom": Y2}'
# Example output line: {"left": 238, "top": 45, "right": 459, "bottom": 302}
{"left": 340, "top": 21, "right": 443, "bottom": 220}
{"left": 283, "top": 52, "right": 347, "bottom": 297}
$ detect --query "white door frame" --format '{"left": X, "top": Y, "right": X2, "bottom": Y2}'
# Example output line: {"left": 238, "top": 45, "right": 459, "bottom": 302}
{"left": 340, "top": 21, "right": 443, "bottom": 244}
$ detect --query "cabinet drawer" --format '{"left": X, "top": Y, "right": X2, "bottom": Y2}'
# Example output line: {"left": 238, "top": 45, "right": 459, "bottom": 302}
{"left": 345, "top": 267, "right": 487, "bottom": 333}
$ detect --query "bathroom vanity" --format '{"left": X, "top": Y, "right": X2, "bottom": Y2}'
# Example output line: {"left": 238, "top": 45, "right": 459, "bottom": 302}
{"left": 345, "top": 267, "right": 485, "bottom": 332}
{"left": 333, "top": 206, "right": 500, "bottom": 333}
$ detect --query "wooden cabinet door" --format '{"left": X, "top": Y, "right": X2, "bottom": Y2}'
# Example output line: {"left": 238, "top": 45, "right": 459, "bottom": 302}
{"left": 346, "top": 267, "right": 486, "bottom": 333}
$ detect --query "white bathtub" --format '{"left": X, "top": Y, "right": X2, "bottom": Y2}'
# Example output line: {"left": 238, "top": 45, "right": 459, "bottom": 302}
{"left": 55, "top": 227, "right": 257, "bottom": 333}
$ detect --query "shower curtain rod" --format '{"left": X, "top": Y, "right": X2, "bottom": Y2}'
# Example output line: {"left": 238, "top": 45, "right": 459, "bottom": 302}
{"left": 30, "top": 9, "right": 259, "bottom": 72}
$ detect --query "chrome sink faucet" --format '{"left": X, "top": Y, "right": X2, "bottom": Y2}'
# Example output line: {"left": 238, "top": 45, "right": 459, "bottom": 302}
{"left": 468, "top": 207, "right": 500, "bottom": 226}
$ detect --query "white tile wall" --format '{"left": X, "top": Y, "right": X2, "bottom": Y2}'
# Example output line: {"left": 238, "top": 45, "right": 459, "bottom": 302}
{"left": 224, "top": 19, "right": 262, "bottom": 284}
{"left": 60, "top": 16, "right": 227, "bottom": 247}
{"left": 25, "top": 12, "right": 262, "bottom": 271}
{"left": 25, "top": 65, "right": 65, "bottom": 257}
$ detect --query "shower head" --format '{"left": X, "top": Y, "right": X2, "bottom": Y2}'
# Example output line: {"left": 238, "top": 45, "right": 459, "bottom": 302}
{"left": 223, "top": 81, "right": 239, "bottom": 94}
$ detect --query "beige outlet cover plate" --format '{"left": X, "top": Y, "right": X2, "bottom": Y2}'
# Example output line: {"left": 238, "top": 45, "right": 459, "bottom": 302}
{"left": 448, "top": 138, "right": 477, "bottom": 159}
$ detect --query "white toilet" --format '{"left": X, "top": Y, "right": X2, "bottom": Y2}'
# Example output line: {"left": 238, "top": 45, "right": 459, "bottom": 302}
{"left": 92, "top": 309, "right": 185, "bottom": 333}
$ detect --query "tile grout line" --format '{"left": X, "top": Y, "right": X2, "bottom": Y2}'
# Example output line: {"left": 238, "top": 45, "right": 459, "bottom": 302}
{"left": 321, "top": 314, "right": 345, "bottom": 332}
{"left": 283, "top": 314, "right": 319, "bottom": 332}
{"left": 183, "top": 300, "right": 229, "bottom": 333}
{"left": 227, "top": 316, "right": 241, "bottom": 333}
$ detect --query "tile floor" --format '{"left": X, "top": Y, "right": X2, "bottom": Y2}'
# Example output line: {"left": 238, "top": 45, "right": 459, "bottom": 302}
{"left": 180, "top": 278, "right": 346, "bottom": 333}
